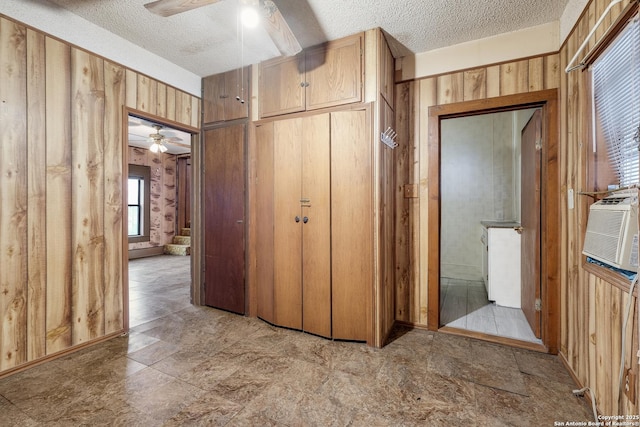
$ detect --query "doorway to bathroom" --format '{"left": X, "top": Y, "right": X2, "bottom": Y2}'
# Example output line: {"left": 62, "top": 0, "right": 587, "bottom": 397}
{"left": 439, "top": 107, "right": 540, "bottom": 344}
{"left": 427, "top": 90, "right": 560, "bottom": 353}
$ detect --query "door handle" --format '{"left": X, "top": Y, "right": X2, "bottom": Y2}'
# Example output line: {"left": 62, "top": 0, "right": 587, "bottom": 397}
{"left": 295, "top": 216, "right": 301, "bottom": 223}
{"left": 303, "top": 216, "right": 309, "bottom": 224}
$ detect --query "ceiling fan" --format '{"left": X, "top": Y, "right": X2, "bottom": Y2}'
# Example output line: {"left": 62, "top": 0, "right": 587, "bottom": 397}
{"left": 140, "top": 124, "right": 189, "bottom": 153}
{"left": 143, "top": 0, "right": 302, "bottom": 57}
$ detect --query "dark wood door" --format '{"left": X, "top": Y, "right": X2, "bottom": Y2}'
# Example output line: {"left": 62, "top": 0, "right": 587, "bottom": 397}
{"left": 203, "top": 124, "right": 245, "bottom": 314}
{"left": 521, "top": 109, "right": 542, "bottom": 338}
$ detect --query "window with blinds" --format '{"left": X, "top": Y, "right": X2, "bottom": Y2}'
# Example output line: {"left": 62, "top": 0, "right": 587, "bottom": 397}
{"left": 592, "top": 15, "right": 640, "bottom": 187}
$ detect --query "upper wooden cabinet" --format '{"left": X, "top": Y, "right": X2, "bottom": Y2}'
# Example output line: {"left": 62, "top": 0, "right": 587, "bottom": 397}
{"left": 259, "top": 33, "right": 363, "bottom": 118}
{"left": 202, "top": 67, "right": 250, "bottom": 124}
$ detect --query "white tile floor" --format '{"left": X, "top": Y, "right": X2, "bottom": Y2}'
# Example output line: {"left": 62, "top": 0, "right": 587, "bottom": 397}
{"left": 440, "top": 277, "right": 542, "bottom": 344}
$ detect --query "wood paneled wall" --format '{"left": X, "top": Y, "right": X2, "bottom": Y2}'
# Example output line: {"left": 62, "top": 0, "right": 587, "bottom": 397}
{"left": 559, "top": 0, "right": 638, "bottom": 416}
{"left": 128, "top": 147, "right": 178, "bottom": 252}
{"left": 394, "top": 52, "right": 560, "bottom": 325}
{"left": 0, "top": 15, "right": 200, "bottom": 376}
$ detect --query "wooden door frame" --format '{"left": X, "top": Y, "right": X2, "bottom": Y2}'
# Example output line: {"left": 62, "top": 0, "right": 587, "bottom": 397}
{"left": 426, "top": 89, "right": 559, "bottom": 354}
{"left": 122, "top": 108, "right": 202, "bottom": 330}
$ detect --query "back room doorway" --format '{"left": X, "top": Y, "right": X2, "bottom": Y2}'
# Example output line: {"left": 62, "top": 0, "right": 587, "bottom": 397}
{"left": 126, "top": 112, "right": 197, "bottom": 328}
{"left": 427, "top": 90, "right": 560, "bottom": 353}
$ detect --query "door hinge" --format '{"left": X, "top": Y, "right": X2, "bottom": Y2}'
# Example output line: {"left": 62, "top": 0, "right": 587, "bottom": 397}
{"left": 535, "top": 139, "right": 542, "bottom": 151}
{"left": 535, "top": 298, "right": 542, "bottom": 312}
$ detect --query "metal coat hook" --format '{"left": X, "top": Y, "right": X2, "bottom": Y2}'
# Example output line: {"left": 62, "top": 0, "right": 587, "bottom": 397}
{"left": 381, "top": 127, "right": 398, "bottom": 149}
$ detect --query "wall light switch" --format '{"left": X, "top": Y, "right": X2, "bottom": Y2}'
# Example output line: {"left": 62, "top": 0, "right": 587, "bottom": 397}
{"left": 568, "top": 188, "right": 575, "bottom": 210}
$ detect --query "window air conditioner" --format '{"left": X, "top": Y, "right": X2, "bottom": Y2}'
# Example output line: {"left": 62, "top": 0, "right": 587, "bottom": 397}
{"left": 582, "top": 190, "right": 639, "bottom": 272}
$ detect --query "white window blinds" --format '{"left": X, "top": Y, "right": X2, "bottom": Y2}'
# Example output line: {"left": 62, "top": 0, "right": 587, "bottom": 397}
{"left": 592, "top": 15, "right": 640, "bottom": 187}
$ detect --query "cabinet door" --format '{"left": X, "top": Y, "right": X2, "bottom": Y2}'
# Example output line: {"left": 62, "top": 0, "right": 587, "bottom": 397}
{"left": 202, "top": 68, "right": 249, "bottom": 123}
{"left": 255, "top": 123, "right": 275, "bottom": 323}
{"left": 203, "top": 125, "right": 246, "bottom": 314}
{"left": 259, "top": 55, "right": 305, "bottom": 118}
{"left": 331, "top": 109, "right": 371, "bottom": 341}
{"left": 273, "top": 118, "right": 303, "bottom": 330}
{"left": 223, "top": 67, "right": 250, "bottom": 121}
{"left": 202, "top": 73, "right": 225, "bottom": 124}
{"left": 301, "top": 114, "right": 331, "bottom": 338}
{"left": 306, "top": 34, "right": 363, "bottom": 111}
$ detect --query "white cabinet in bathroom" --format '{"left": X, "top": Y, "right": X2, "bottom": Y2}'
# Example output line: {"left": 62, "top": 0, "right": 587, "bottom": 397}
{"left": 481, "top": 222, "right": 521, "bottom": 308}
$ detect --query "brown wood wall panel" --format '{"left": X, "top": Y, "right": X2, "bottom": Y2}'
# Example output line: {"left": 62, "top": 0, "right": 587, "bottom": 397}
{"left": 156, "top": 82, "right": 167, "bottom": 118}
{"left": 528, "top": 57, "right": 544, "bottom": 92}
{"left": 137, "top": 74, "right": 157, "bottom": 114}
{"left": 544, "top": 54, "right": 560, "bottom": 90}
{"left": 103, "top": 61, "right": 125, "bottom": 334}
{"left": 26, "top": 28, "right": 47, "bottom": 361}
{"left": 485, "top": 65, "right": 501, "bottom": 98}
{"left": 0, "top": 14, "right": 201, "bottom": 376}
{"left": 436, "top": 72, "right": 463, "bottom": 105}
{"left": 463, "top": 68, "right": 486, "bottom": 101}
{"left": 125, "top": 69, "right": 137, "bottom": 109}
{"left": 377, "top": 99, "right": 396, "bottom": 342}
{"left": 394, "top": 82, "right": 412, "bottom": 323}
{"left": 71, "top": 47, "right": 106, "bottom": 344}
{"left": 0, "top": 18, "right": 28, "bottom": 370}
{"left": 166, "top": 86, "right": 177, "bottom": 122}
{"left": 176, "top": 90, "right": 192, "bottom": 126}
{"left": 500, "top": 60, "right": 528, "bottom": 95}
{"left": 45, "top": 36, "right": 73, "bottom": 355}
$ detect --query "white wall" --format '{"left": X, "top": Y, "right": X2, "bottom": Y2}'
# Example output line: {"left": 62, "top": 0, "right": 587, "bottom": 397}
{"left": 397, "top": 22, "right": 560, "bottom": 81}
{"left": 397, "top": 0, "right": 590, "bottom": 82}
{"left": 2, "top": 0, "right": 201, "bottom": 96}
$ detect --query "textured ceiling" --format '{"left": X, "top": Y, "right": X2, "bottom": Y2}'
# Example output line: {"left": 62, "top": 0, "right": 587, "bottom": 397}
{"left": 45, "top": 0, "right": 570, "bottom": 77}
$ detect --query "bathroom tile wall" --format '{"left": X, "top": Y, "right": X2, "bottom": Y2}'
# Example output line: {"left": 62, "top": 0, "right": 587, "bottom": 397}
{"left": 440, "top": 112, "right": 515, "bottom": 280}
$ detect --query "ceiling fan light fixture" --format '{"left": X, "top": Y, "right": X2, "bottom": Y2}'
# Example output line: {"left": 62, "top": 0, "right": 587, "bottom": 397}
{"left": 149, "top": 124, "right": 169, "bottom": 153}
{"left": 149, "top": 141, "right": 169, "bottom": 153}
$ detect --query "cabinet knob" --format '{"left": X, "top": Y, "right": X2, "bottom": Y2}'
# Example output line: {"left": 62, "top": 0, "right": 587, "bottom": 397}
{"left": 514, "top": 226, "right": 523, "bottom": 234}
{"left": 295, "top": 216, "right": 301, "bottom": 223}
{"left": 303, "top": 216, "right": 309, "bottom": 224}
{"left": 300, "top": 82, "right": 305, "bottom": 87}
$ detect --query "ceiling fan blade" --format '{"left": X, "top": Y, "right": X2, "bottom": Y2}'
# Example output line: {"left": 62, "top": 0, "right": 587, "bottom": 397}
{"left": 144, "top": 0, "right": 222, "bottom": 17}
{"left": 262, "top": 1, "right": 302, "bottom": 57}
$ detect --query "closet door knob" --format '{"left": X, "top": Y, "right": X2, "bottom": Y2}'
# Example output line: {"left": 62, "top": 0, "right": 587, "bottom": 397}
{"left": 295, "top": 216, "right": 301, "bottom": 223}
{"left": 303, "top": 216, "right": 309, "bottom": 224}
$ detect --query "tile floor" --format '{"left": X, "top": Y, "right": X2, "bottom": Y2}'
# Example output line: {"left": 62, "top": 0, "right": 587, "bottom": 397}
{"left": 440, "top": 277, "right": 542, "bottom": 343}
{"left": 0, "top": 255, "right": 593, "bottom": 425}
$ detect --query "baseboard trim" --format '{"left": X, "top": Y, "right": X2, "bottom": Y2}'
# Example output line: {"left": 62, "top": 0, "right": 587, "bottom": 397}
{"left": 128, "top": 247, "right": 164, "bottom": 259}
{"left": 0, "top": 329, "right": 126, "bottom": 380}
